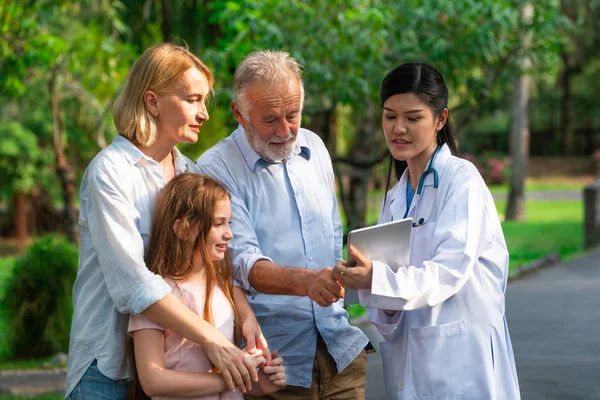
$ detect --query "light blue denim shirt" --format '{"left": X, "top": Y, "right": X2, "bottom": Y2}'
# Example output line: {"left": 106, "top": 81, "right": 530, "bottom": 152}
{"left": 65, "top": 135, "right": 197, "bottom": 397}
{"left": 197, "top": 126, "right": 368, "bottom": 388}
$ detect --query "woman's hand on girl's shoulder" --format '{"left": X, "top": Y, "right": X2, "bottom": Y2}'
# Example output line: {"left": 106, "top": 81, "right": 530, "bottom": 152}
{"left": 249, "top": 351, "right": 286, "bottom": 395}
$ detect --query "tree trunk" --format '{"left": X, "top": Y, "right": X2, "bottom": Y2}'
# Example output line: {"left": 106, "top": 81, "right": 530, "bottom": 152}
{"left": 304, "top": 106, "right": 337, "bottom": 157}
{"left": 50, "top": 70, "right": 79, "bottom": 245}
{"left": 161, "top": 0, "right": 172, "bottom": 41}
{"left": 560, "top": 55, "right": 574, "bottom": 156}
{"left": 506, "top": 4, "right": 533, "bottom": 222}
{"left": 12, "top": 191, "right": 30, "bottom": 243}
{"left": 336, "top": 102, "right": 385, "bottom": 235}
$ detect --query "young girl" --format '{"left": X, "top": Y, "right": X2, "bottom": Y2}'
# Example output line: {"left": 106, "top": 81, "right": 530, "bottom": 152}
{"left": 333, "top": 63, "right": 521, "bottom": 399}
{"left": 128, "top": 173, "right": 285, "bottom": 399}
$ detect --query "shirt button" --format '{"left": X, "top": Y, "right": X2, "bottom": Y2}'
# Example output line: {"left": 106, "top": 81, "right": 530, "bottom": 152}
{"left": 309, "top": 256, "right": 313, "bottom": 261}
{"left": 302, "top": 224, "right": 306, "bottom": 229}
{"left": 399, "top": 381, "right": 404, "bottom": 391}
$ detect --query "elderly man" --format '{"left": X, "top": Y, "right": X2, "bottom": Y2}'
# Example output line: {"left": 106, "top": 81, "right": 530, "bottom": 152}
{"left": 196, "top": 51, "right": 368, "bottom": 399}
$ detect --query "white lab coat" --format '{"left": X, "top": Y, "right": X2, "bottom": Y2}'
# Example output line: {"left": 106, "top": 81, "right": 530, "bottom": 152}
{"left": 359, "top": 144, "right": 520, "bottom": 400}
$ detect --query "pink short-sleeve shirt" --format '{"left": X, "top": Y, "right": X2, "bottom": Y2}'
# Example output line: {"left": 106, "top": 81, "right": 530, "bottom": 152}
{"left": 129, "top": 278, "right": 242, "bottom": 400}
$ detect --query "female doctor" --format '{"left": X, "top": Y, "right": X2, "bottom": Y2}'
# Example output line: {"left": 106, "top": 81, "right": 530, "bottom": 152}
{"left": 333, "top": 63, "right": 520, "bottom": 400}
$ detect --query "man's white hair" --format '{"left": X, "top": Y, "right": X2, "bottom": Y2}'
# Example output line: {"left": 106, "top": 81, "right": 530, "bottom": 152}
{"left": 233, "top": 50, "right": 305, "bottom": 120}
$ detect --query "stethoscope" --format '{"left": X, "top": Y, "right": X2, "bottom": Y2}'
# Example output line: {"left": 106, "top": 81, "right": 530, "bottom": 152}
{"left": 402, "top": 144, "right": 441, "bottom": 227}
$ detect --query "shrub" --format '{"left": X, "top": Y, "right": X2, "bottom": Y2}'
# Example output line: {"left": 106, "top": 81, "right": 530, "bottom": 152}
{"left": 1, "top": 235, "right": 78, "bottom": 359}
{"left": 593, "top": 149, "right": 600, "bottom": 176}
{"left": 461, "top": 152, "right": 511, "bottom": 185}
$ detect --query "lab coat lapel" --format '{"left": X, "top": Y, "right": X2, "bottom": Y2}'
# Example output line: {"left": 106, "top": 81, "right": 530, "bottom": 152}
{"left": 414, "top": 171, "right": 436, "bottom": 225}
{"left": 389, "top": 172, "right": 409, "bottom": 222}
{"left": 398, "top": 144, "right": 453, "bottom": 224}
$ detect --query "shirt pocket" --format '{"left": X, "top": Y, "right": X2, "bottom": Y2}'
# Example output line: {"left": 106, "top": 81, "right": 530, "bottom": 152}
{"left": 314, "top": 192, "right": 334, "bottom": 239}
{"left": 408, "top": 320, "right": 474, "bottom": 399}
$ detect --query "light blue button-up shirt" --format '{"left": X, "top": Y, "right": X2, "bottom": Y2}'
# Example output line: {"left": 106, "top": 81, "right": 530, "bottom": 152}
{"left": 66, "top": 135, "right": 196, "bottom": 397}
{"left": 196, "top": 126, "right": 368, "bottom": 388}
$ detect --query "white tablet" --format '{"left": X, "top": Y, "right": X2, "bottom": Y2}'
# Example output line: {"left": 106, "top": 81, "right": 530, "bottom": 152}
{"left": 344, "top": 218, "right": 413, "bottom": 307}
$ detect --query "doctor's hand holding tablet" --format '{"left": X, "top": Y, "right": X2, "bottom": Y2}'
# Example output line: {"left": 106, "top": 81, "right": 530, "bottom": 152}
{"left": 333, "top": 62, "right": 521, "bottom": 400}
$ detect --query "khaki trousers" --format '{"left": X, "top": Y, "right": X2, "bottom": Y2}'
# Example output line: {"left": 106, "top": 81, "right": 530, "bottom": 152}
{"left": 245, "top": 336, "right": 367, "bottom": 400}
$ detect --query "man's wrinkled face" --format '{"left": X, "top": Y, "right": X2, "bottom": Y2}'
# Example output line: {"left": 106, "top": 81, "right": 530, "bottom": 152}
{"left": 235, "top": 79, "right": 302, "bottom": 161}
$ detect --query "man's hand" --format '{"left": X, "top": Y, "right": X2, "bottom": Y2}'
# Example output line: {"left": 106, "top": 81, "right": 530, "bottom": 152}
{"left": 241, "top": 316, "right": 272, "bottom": 365}
{"left": 332, "top": 246, "right": 373, "bottom": 289}
{"left": 203, "top": 335, "right": 259, "bottom": 393}
{"left": 305, "top": 267, "right": 345, "bottom": 307}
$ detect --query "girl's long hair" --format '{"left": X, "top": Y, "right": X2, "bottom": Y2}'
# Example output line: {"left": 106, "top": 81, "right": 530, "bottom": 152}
{"left": 128, "top": 173, "right": 238, "bottom": 400}
{"left": 379, "top": 62, "right": 460, "bottom": 208}
{"left": 147, "top": 173, "right": 237, "bottom": 326}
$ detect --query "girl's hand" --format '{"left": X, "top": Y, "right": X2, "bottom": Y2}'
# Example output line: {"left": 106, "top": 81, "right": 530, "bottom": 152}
{"left": 242, "top": 347, "right": 266, "bottom": 369}
{"left": 332, "top": 246, "right": 373, "bottom": 289}
{"left": 250, "top": 351, "right": 286, "bottom": 395}
{"left": 241, "top": 317, "right": 272, "bottom": 365}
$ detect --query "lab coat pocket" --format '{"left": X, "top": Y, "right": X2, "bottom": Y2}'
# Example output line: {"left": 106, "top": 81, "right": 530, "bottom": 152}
{"left": 380, "top": 340, "right": 401, "bottom": 400}
{"left": 408, "top": 320, "right": 474, "bottom": 399}
{"left": 314, "top": 192, "right": 334, "bottom": 239}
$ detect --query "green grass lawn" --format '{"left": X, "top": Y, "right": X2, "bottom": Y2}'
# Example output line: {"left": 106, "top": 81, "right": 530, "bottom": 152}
{"left": 496, "top": 200, "right": 583, "bottom": 268}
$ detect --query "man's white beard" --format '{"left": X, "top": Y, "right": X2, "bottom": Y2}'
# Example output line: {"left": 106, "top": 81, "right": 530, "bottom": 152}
{"left": 245, "top": 122, "right": 298, "bottom": 162}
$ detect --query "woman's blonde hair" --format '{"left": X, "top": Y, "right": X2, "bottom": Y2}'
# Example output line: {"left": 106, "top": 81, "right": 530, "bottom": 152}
{"left": 113, "top": 43, "right": 214, "bottom": 147}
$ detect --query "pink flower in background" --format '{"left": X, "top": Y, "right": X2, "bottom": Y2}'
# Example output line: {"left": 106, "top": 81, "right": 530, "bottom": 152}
{"left": 461, "top": 152, "right": 475, "bottom": 162}
{"left": 593, "top": 149, "right": 600, "bottom": 161}
{"left": 461, "top": 153, "right": 485, "bottom": 177}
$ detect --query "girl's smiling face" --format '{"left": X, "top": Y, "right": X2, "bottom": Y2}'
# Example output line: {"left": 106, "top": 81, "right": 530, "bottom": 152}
{"left": 206, "top": 198, "right": 233, "bottom": 261}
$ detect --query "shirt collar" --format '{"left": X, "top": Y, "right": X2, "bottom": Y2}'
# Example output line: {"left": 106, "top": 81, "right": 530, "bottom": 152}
{"left": 112, "top": 134, "right": 193, "bottom": 173}
{"left": 112, "top": 134, "right": 144, "bottom": 165}
{"left": 234, "top": 125, "right": 311, "bottom": 172}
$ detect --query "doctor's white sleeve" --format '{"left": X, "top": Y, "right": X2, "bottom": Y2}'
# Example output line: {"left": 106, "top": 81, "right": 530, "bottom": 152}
{"left": 362, "top": 170, "right": 489, "bottom": 311}
{"left": 365, "top": 306, "right": 404, "bottom": 341}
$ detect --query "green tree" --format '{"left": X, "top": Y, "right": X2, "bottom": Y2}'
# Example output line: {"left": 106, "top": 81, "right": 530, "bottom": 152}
{"left": 0, "top": 122, "right": 46, "bottom": 241}
{"left": 1, "top": 0, "right": 137, "bottom": 243}
{"left": 558, "top": 0, "right": 600, "bottom": 155}
{"left": 200, "top": 0, "right": 565, "bottom": 230}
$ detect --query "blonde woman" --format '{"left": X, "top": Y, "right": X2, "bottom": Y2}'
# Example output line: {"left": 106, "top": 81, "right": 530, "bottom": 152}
{"left": 66, "top": 44, "right": 268, "bottom": 400}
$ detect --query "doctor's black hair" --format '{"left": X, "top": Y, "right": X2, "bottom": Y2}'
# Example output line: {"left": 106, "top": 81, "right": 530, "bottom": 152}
{"left": 380, "top": 62, "right": 460, "bottom": 209}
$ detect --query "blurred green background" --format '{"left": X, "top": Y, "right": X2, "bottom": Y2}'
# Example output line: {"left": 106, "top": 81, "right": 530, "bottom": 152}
{"left": 0, "top": 1, "right": 599, "bottom": 390}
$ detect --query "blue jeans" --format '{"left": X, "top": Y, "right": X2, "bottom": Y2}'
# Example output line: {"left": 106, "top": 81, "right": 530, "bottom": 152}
{"left": 66, "top": 360, "right": 128, "bottom": 400}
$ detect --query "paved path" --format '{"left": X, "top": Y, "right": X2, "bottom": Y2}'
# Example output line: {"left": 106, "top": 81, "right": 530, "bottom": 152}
{"left": 0, "top": 368, "right": 65, "bottom": 396}
{"left": 356, "top": 247, "right": 600, "bottom": 399}
{"left": 505, "top": 248, "right": 600, "bottom": 399}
